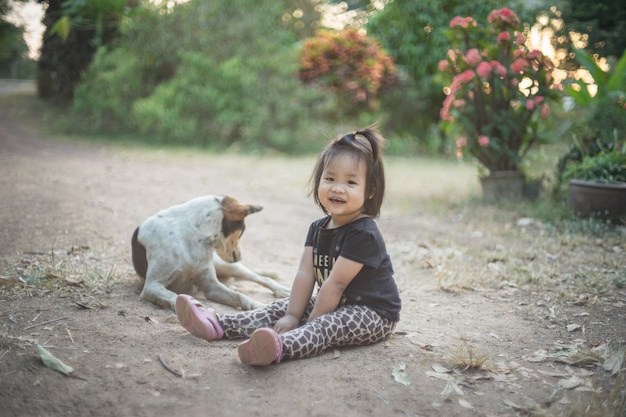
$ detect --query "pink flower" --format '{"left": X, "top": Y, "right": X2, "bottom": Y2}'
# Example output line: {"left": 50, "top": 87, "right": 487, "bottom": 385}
{"left": 456, "top": 69, "right": 475, "bottom": 84}
{"left": 447, "top": 49, "right": 457, "bottom": 62}
{"left": 478, "top": 135, "right": 490, "bottom": 147}
{"left": 456, "top": 137, "right": 467, "bottom": 148}
{"left": 438, "top": 59, "right": 449, "bottom": 72}
{"left": 488, "top": 8, "right": 520, "bottom": 27}
{"left": 511, "top": 58, "right": 528, "bottom": 74}
{"left": 440, "top": 95, "right": 454, "bottom": 121}
{"left": 540, "top": 103, "right": 550, "bottom": 119}
{"left": 491, "top": 61, "right": 507, "bottom": 77}
{"left": 497, "top": 31, "right": 511, "bottom": 43}
{"left": 453, "top": 99, "right": 466, "bottom": 108}
{"left": 449, "top": 16, "right": 476, "bottom": 29}
{"left": 533, "top": 96, "right": 544, "bottom": 105}
{"left": 525, "top": 99, "right": 535, "bottom": 111}
{"left": 465, "top": 48, "right": 481, "bottom": 67}
{"left": 476, "top": 61, "right": 491, "bottom": 78}
{"left": 515, "top": 31, "right": 526, "bottom": 45}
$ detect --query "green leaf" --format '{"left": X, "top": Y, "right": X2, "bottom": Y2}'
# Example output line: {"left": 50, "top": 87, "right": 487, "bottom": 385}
{"left": 392, "top": 362, "right": 411, "bottom": 386}
{"left": 50, "top": 15, "right": 72, "bottom": 42}
{"left": 37, "top": 344, "right": 74, "bottom": 376}
{"left": 572, "top": 48, "right": 606, "bottom": 92}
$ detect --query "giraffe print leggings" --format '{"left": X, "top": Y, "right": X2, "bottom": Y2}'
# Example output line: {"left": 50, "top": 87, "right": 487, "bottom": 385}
{"left": 216, "top": 298, "right": 397, "bottom": 361}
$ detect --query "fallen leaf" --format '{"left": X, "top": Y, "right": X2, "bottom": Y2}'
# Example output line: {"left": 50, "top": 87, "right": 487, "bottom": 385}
{"left": 431, "top": 363, "right": 451, "bottom": 373}
{"left": 426, "top": 371, "right": 454, "bottom": 381}
{"left": 567, "top": 324, "right": 582, "bottom": 332}
{"left": 603, "top": 347, "right": 625, "bottom": 375}
{"left": 37, "top": 344, "right": 73, "bottom": 376}
{"left": 0, "top": 275, "right": 20, "bottom": 288}
{"left": 458, "top": 399, "right": 474, "bottom": 409}
{"left": 410, "top": 340, "right": 433, "bottom": 350}
{"left": 558, "top": 375, "right": 584, "bottom": 390}
{"left": 440, "top": 380, "right": 456, "bottom": 400}
{"left": 567, "top": 324, "right": 583, "bottom": 332}
{"left": 392, "top": 363, "right": 410, "bottom": 386}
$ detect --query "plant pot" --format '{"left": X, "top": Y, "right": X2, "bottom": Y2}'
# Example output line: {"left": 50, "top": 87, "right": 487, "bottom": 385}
{"left": 569, "top": 179, "right": 626, "bottom": 220}
{"left": 479, "top": 171, "right": 525, "bottom": 203}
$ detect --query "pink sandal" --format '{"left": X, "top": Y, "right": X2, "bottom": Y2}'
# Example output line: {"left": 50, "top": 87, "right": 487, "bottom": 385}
{"left": 176, "top": 294, "right": 224, "bottom": 341}
{"left": 237, "top": 328, "right": 283, "bottom": 366}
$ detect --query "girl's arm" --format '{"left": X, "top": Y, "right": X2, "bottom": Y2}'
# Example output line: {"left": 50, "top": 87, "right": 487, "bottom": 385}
{"left": 273, "top": 246, "right": 315, "bottom": 333}
{"left": 307, "top": 256, "right": 363, "bottom": 321}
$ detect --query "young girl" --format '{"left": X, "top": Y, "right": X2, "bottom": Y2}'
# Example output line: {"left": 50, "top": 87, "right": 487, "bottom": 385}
{"left": 175, "top": 127, "right": 401, "bottom": 366}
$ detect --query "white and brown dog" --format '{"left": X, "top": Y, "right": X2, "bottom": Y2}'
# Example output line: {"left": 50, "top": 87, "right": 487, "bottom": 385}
{"left": 131, "top": 195, "right": 289, "bottom": 311}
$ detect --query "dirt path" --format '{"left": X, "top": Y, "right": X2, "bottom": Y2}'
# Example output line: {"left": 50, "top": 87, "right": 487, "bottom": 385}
{"left": 0, "top": 82, "right": 624, "bottom": 417}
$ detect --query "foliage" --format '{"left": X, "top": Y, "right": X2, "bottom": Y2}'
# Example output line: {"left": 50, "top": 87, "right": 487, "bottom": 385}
{"left": 71, "top": 0, "right": 333, "bottom": 151}
{"left": 366, "top": 0, "right": 545, "bottom": 142}
{"left": 71, "top": 46, "right": 147, "bottom": 131}
{"left": 49, "top": 0, "right": 131, "bottom": 47}
{"left": 298, "top": 28, "right": 397, "bottom": 112}
{"left": 556, "top": 48, "right": 626, "bottom": 186}
{"left": 132, "top": 50, "right": 329, "bottom": 151}
{"left": 560, "top": 0, "right": 626, "bottom": 60}
{"left": 438, "top": 8, "right": 560, "bottom": 174}
{"left": 0, "top": 7, "right": 30, "bottom": 78}
{"left": 37, "top": 0, "right": 130, "bottom": 104}
{"left": 564, "top": 144, "right": 626, "bottom": 183}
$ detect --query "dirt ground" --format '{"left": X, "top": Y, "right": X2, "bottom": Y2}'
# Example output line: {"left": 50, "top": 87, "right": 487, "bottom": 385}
{"left": 0, "top": 81, "right": 625, "bottom": 417}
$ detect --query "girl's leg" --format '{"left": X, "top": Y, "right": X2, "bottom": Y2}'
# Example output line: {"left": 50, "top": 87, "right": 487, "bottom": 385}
{"left": 218, "top": 298, "right": 305, "bottom": 339}
{"left": 281, "top": 305, "right": 396, "bottom": 360}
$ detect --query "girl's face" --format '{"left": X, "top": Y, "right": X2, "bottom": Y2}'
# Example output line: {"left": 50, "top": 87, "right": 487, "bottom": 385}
{"left": 317, "top": 153, "right": 367, "bottom": 227}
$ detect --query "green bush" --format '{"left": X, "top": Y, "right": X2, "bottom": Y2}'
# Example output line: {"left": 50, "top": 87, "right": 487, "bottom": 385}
{"left": 71, "top": 47, "right": 147, "bottom": 131}
{"left": 133, "top": 50, "right": 332, "bottom": 152}
{"left": 67, "top": 1, "right": 337, "bottom": 152}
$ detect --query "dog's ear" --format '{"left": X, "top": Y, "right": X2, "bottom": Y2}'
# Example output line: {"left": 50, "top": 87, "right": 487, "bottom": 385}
{"left": 221, "top": 196, "right": 263, "bottom": 221}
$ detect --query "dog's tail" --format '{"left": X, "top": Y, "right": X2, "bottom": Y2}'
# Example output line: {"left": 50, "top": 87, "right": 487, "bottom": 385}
{"left": 131, "top": 227, "right": 147, "bottom": 280}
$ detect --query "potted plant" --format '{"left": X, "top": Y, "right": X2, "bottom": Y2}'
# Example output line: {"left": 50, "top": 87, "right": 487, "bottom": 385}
{"left": 438, "top": 8, "right": 560, "bottom": 202}
{"left": 558, "top": 48, "right": 626, "bottom": 221}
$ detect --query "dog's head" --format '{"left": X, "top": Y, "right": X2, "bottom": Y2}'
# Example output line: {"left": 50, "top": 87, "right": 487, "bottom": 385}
{"left": 217, "top": 196, "right": 262, "bottom": 263}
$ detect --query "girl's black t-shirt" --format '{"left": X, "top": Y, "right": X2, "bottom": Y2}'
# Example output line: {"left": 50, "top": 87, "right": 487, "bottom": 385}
{"left": 305, "top": 216, "right": 401, "bottom": 322}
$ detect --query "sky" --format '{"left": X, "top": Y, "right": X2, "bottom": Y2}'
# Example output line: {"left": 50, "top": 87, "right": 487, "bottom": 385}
{"left": 5, "top": 0, "right": 45, "bottom": 59}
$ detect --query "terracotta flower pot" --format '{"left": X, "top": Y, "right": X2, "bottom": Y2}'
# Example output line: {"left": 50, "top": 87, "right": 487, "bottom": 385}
{"left": 569, "top": 179, "right": 626, "bottom": 220}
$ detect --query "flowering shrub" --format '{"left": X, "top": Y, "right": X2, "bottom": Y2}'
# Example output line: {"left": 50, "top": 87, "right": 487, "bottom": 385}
{"left": 298, "top": 28, "right": 397, "bottom": 110}
{"left": 438, "top": 8, "right": 559, "bottom": 173}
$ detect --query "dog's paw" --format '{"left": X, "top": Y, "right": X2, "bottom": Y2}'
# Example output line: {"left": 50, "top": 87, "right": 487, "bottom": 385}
{"left": 273, "top": 287, "right": 290, "bottom": 298}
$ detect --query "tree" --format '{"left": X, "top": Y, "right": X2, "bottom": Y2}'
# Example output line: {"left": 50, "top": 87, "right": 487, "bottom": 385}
{"left": 560, "top": 0, "right": 626, "bottom": 59}
{"left": 36, "top": 0, "right": 132, "bottom": 104}
{"left": 71, "top": 0, "right": 331, "bottom": 151}
{"left": 0, "top": 1, "right": 29, "bottom": 77}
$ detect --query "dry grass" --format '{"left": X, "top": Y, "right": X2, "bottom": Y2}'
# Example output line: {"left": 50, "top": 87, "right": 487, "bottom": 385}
{"left": 1, "top": 243, "right": 121, "bottom": 303}
{"left": 446, "top": 339, "right": 492, "bottom": 372}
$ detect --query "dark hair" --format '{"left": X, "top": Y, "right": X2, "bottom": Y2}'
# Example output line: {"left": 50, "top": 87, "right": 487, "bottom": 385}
{"left": 309, "top": 126, "right": 387, "bottom": 218}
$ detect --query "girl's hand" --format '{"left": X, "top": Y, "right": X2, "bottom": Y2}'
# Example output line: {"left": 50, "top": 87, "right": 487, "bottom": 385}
{"left": 274, "top": 314, "right": 300, "bottom": 333}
